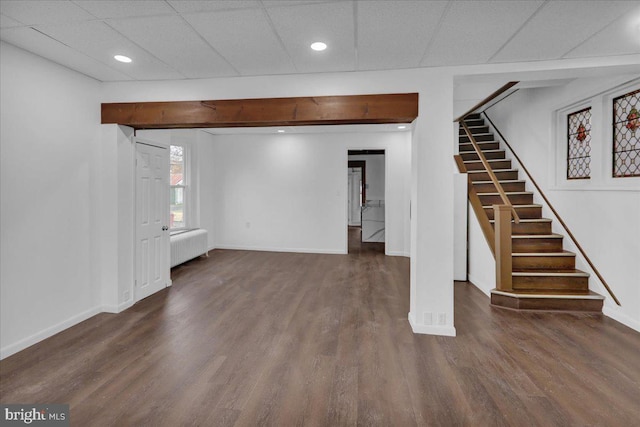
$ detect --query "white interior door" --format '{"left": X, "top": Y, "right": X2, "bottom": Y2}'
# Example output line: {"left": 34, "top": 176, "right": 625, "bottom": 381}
{"left": 135, "top": 140, "right": 170, "bottom": 302}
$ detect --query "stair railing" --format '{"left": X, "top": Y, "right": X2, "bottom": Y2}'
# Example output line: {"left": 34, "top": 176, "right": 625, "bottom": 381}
{"left": 454, "top": 81, "right": 519, "bottom": 123}
{"left": 483, "top": 112, "right": 621, "bottom": 306}
{"left": 454, "top": 155, "right": 496, "bottom": 255}
{"left": 459, "top": 121, "right": 521, "bottom": 225}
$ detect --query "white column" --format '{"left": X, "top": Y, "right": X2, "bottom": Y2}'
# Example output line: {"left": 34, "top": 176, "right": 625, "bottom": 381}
{"left": 409, "top": 73, "right": 456, "bottom": 336}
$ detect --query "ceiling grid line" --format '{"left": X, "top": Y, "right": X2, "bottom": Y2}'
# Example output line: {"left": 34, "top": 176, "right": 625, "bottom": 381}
{"left": 560, "top": 8, "right": 632, "bottom": 59}
{"left": 29, "top": 26, "right": 137, "bottom": 80}
{"left": 417, "top": 0, "right": 453, "bottom": 66}
{"left": 101, "top": 19, "right": 188, "bottom": 78}
{"left": 259, "top": 0, "right": 299, "bottom": 73}
{"left": 173, "top": 14, "right": 242, "bottom": 76}
{"left": 486, "top": 0, "right": 549, "bottom": 63}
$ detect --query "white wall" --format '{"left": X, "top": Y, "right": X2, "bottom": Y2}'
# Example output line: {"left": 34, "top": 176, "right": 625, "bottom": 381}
{"left": 348, "top": 154, "right": 385, "bottom": 201}
{"left": 479, "top": 75, "right": 640, "bottom": 331}
{"left": 466, "top": 203, "right": 496, "bottom": 296}
{"left": 210, "top": 131, "right": 410, "bottom": 255}
{"left": 0, "top": 42, "right": 101, "bottom": 358}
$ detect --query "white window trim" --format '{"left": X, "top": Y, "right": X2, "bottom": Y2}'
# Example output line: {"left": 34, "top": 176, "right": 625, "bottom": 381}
{"left": 552, "top": 78, "right": 640, "bottom": 192}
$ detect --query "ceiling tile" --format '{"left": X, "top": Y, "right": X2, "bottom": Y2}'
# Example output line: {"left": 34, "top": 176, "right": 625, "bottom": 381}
{"left": 0, "top": 27, "right": 132, "bottom": 81}
{"left": 35, "top": 21, "right": 184, "bottom": 80}
{"left": 183, "top": 9, "right": 296, "bottom": 76}
{"left": 166, "top": 0, "right": 260, "bottom": 13}
{"left": 491, "top": 1, "right": 637, "bottom": 63}
{"left": 564, "top": 4, "right": 640, "bottom": 59}
{"left": 108, "top": 15, "right": 238, "bottom": 78}
{"left": 422, "top": 0, "right": 543, "bottom": 67}
{"left": 73, "top": 0, "right": 175, "bottom": 19}
{"left": 0, "top": 0, "right": 95, "bottom": 25}
{"left": 357, "top": 0, "right": 448, "bottom": 71}
{"left": 261, "top": 0, "right": 339, "bottom": 6}
{"left": 266, "top": 2, "right": 355, "bottom": 73}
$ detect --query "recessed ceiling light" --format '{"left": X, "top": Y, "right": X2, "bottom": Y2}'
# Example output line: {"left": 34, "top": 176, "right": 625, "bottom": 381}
{"left": 114, "top": 55, "right": 132, "bottom": 63}
{"left": 310, "top": 42, "right": 327, "bottom": 51}
{"left": 397, "top": 125, "right": 407, "bottom": 129}
{"left": 277, "top": 129, "right": 285, "bottom": 133}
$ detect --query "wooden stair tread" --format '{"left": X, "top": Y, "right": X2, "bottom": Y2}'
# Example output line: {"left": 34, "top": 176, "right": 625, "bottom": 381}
{"left": 490, "top": 218, "right": 551, "bottom": 223}
{"left": 468, "top": 168, "right": 517, "bottom": 172}
{"left": 482, "top": 204, "right": 541, "bottom": 208}
{"left": 476, "top": 191, "right": 532, "bottom": 195}
{"left": 463, "top": 159, "right": 508, "bottom": 164}
{"left": 511, "top": 233, "right": 563, "bottom": 238}
{"left": 473, "top": 180, "right": 524, "bottom": 184}
{"left": 512, "top": 250, "right": 575, "bottom": 256}
{"left": 459, "top": 140, "right": 500, "bottom": 144}
{"left": 512, "top": 270, "right": 589, "bottom": 277}
{"left": 459, "top": 141, "right": 499, "bottom": 146}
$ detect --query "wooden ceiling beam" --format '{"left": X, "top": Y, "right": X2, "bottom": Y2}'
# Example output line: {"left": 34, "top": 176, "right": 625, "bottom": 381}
{"left": 101, "top": 93, "right": 418, "bottom": 129}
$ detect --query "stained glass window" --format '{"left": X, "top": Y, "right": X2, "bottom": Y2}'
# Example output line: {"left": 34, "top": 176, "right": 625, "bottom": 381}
{"left": 567, "top": 107, "right": 591, "bottom": 179}
{"left": 612, "top": 89, "right": 640, "bottom": 177}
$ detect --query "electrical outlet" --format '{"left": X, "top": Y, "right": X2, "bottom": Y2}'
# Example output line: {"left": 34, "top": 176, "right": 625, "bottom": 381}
{"left": 437, "top": 313, "right": 446, "bottom": 325}
{"left": 123, "top": 290, "right": 130, "bottom": 301}
{"left": 245, "top": 222, "right": 251, "bottom": 229}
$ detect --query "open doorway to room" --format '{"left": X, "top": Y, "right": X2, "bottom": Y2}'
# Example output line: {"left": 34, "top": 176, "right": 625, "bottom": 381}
{"left": 347, "top": 150, "right": 386, "bottom": 254}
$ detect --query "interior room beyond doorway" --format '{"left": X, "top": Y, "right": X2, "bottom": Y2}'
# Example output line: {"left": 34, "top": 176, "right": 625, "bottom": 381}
{"left": 348, "top": 149, "right": 386, "bottom": 254}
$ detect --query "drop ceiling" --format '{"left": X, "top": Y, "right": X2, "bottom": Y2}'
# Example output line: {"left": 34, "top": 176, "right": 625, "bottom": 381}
{"left": 1, "top": 0, "right": 639, "bottom": 82}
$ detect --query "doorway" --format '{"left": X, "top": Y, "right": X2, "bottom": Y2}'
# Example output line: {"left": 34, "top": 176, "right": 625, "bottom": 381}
{"left": 135, "top": 138, "right": 171, "bottom": 302}
{"left": 347, "top": 150, "right": 386, "bottom": 254}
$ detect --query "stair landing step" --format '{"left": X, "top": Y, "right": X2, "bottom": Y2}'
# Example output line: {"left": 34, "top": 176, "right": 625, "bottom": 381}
{"left": 490, "top": 289, "right": 604, "bottom": 312}
{"left": 492, "top": 289, "right": 603, "bottom": 299}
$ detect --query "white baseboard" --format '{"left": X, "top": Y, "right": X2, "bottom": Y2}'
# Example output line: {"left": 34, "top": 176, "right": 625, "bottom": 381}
{"left": 213, "top": 244, "right": 346, "bottom": 255}
{"left": 386, "top": 250, "right": 410, "bottom": 257}
{"left": 0, "top": 305, "right": 102, "bottom": 360}
{"left": 118, "top": 300, "right": 134, "bottom": 312}
{"left": 408, "top": 312, "right": 456, "bottom": 337}
{"left": 101, "top": 304, "right": 119, "bottom": 314}
{"left": 466, "top": 274, "right": 492, "bottom": 297}
{"left": 603, "top": 306, "right": 640, "bottom": 333}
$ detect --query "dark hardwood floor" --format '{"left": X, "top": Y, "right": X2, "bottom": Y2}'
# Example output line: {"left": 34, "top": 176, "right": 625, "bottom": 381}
{"left": 1, "top": 232, "right": 639, "bottom": 426}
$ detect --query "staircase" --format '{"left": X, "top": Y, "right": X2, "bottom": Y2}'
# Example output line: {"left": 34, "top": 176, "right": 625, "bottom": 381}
{"left": 458, "top": 113, "right": 604, "bottom": 312}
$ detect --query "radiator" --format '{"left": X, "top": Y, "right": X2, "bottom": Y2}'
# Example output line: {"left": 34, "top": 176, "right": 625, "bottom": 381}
{"left": 170, "top": 229, "right": 209, "bottom": 268}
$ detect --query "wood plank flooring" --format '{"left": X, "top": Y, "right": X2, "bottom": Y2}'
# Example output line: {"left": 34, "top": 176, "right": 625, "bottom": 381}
{"left": 1, "top": 232, "right": 639, "bottom": 426}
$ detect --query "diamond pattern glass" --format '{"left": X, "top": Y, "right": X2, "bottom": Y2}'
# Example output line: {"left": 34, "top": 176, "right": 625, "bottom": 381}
{"left": 567, "top": 107, "right": 591, "bottom": 179}
{"left": 613, "top": 89, "right": 640, "bottom": 177}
